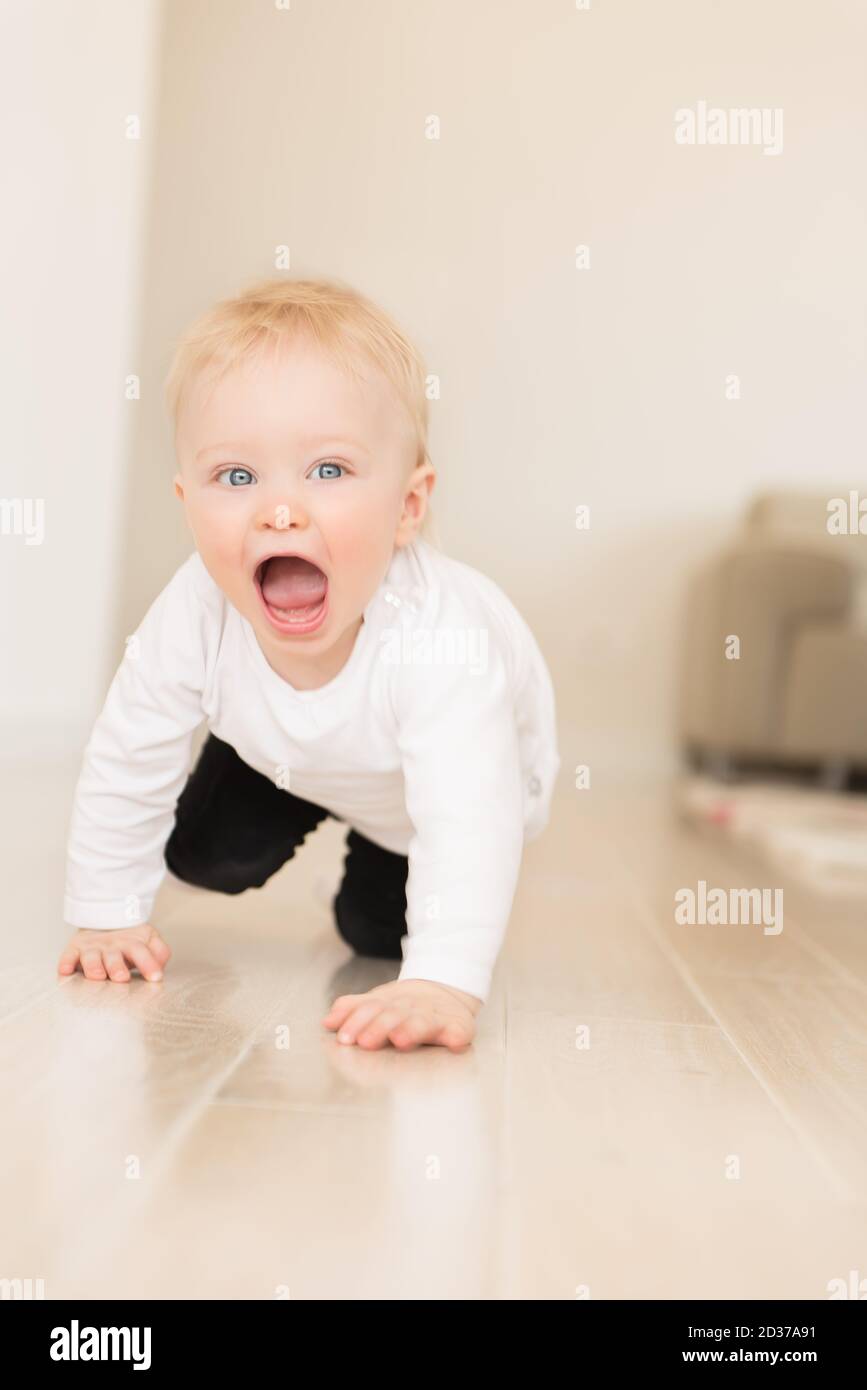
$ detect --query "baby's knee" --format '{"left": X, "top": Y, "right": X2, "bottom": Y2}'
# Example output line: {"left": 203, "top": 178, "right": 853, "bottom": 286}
{"left": 165, "top": 833, "right": 257, "bottom": 895}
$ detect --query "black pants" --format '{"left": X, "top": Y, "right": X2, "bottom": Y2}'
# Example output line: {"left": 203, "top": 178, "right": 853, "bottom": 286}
{"left": 164, "top": 733, "right": 409, "bottom": 960}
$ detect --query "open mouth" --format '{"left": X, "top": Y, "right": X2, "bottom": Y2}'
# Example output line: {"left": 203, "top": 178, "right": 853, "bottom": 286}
{"left": 254, "top": 554, "right": 329, "bottom": 633}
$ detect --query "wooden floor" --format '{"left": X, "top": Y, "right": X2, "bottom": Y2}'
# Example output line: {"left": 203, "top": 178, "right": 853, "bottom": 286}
{"left": 2, "top": 757, "right": 866, "bottom": 1300}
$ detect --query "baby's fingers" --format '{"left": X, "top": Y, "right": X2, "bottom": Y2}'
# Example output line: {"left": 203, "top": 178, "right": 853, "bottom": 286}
{"left": 57, "top": 945, "right": 82, "bottom": 976}
{"left": 431, "top": 1016, "right": 474, "bottom": 1052}
{"left": 149, "top": 935, "right": 172, "bottom": 966}
{"left": 321, "top": 993, "right": 364, "bottom": 1031}
{"left": 359, "top": 1007, "right": 428, "bottom": 1051}
{"left": 80, "top": 948, "right": 108, "bottom": 981}
{"left": 332, "top": 1000, "right": 386, "bottom": 1045}
{"left": 102, "top": 949, "right": 131, "bottom": 983}
{"left": 122, "top": 941, "right": 164, "bottom": 983}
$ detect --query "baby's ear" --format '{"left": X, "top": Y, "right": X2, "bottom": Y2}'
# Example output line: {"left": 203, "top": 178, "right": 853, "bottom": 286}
{"left": 173, "top": 473, "right": 185, "bottom": 503}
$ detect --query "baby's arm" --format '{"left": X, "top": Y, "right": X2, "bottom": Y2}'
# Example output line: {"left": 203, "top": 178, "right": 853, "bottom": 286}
{"left": 393, "top": 640, "right": 526, "bottom": 1003}
{"left": 322, "top": 631, "right": 526, "bottom": 1049}
{"left": 58, "top": 558, "right": 209, "bottom": 982}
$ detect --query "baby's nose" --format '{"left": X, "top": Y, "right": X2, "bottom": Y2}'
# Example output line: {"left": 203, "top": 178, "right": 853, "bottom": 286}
{"left": 255, "top": 493, "right": 308, "bottom": 531}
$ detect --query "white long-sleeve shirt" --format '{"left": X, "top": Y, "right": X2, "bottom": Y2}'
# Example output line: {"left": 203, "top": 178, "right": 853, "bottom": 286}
{"left": 63, "top": 536, "right": 560, "bottom": 1002}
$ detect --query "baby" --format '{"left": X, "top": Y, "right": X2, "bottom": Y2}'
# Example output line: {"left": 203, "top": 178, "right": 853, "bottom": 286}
{"left": 57, "top": 277, "right": 560, "bottom": 1052}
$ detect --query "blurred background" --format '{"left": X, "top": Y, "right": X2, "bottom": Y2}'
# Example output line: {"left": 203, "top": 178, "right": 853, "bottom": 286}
{"left": 2, "top": 0, "right": 867, "bottom": 1302}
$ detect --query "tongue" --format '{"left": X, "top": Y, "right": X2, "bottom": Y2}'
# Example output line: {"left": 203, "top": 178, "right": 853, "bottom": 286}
{"left": 261, "top": 556, "right": 327, "bottom": 612}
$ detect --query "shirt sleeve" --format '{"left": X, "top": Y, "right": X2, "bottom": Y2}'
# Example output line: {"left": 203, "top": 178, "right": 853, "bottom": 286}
{"left": 62, "top": 557, "right": 210, "bottom": 930}
{"left": 390, "top": 627, "right": 526, "bottom": 1003}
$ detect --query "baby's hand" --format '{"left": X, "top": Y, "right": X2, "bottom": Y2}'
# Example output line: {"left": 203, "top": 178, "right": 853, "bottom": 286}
{"left": 57, "top": 924, "right": 171, "bottom": 983}
{"left": 321, "top": 978, "right": 481, "bottom": 1052}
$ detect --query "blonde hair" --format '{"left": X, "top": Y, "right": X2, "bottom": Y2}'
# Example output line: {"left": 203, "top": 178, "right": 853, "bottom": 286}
{"left": 164, "top": 276, "right": 438, "bottom": 541}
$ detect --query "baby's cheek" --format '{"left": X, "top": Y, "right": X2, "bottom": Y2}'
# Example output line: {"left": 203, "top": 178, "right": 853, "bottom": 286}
{"left": 321, "top": 507, "right": 367, "bottom": 550}
{"left": 192, "top": 527, "right": 247, "bottom": 597}
{"left": 327, "top": 514, "right": 394, "bottom": 579}
{"left": 195, "top": 510, "right": 244, "bottom": 566}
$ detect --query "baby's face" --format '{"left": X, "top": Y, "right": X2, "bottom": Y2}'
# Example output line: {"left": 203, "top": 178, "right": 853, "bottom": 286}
{"left": 174, "top": 336, "right": 430, "bottom": 668}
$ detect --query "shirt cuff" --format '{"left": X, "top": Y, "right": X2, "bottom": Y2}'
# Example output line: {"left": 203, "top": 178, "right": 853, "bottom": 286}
{"left": 63, "top": 895, "right": 156, "bottom": 930}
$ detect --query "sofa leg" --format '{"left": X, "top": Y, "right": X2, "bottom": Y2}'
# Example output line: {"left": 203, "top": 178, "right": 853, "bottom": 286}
{"left": 705, "top": 753, "right": 735, "bottom": 783}
{"left": 818, "top": 759, "right": 849, "bottom": 791}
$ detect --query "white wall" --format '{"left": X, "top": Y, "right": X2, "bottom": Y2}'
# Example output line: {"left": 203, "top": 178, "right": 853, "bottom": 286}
{"left": 0, "top": 0, "right": 162, "bottom": 756}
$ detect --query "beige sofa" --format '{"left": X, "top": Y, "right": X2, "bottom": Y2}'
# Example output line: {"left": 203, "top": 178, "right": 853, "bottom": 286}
{"left": 678, "top": 490, "right": 867, "bottom": 781}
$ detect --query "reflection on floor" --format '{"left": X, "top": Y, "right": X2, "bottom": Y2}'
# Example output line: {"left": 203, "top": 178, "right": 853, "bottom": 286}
{"left": 2, "top": 758, "right": 866, "bottom": 1299}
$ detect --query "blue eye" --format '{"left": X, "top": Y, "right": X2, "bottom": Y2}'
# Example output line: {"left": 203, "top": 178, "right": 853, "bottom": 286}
{"left": 310, "top": 461, "right": 345, "bottom": 480}
{"left": 216, "top": 466, "right": 255, "bottom": 487}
